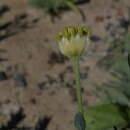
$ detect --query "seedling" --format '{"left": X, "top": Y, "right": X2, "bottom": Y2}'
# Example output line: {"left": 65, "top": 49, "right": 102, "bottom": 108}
{"left": 30, "top": 0, "right": 86, "bottom": 21}
{"left": 56, "top": 27, "right": 130, "bottom": 130}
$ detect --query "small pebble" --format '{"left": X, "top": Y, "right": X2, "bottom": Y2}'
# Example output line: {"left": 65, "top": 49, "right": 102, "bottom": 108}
{"left": 0, "top": 72, "right": 8, "bottom": 81}
{"left": 95, "top": 16, "right": 104, "bottom": 23}
{"left": 14, "top": 13, "right": 27, "bottom": 21}
{"left": 66, "top": 65, "right": 73, "bottom": 73}
{"left": 46, "top": 75, "right": 57, "bottom": 85}
{"left": 69, "top": 87, "right": 76, "bottom": 102}
{"left": 37, "top": 82, "right": 47, "bottom": 90}
{"left": 90, "top": 35, "right": 101, "bottom": 41}
{"left": 48, "top": 51, "right": 68, "bottom": 65}
{"left": 106, "top": 15, "right": 111, "bottom": 19}
{"left": 30, "top": 98, "right": 37, "bottom": 105}
{"left": 119, "top": 18, "right": 130, "bottom": 30}
{"left": 35, "top": 117, "right": 51, "bottom": 130}
{"left": 105, "top": 23, "right": 113, "bottom": 31}
{"left": 65, "top": 83, "right": 73, "bottom": 88}
{"left": 0, "top": 4, "right": 9, "bottom": 16}
{"left": 80, "top": 72, "right": 88, "bottom": 80}
{"left": 58, "top": 72, "right": 65, "bottom": 82}
{"left": 14, "top": 73, "right": 27, "bottom": 87}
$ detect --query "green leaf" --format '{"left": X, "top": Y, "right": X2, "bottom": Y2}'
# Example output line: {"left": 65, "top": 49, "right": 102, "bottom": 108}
{"left": 104, "top": 87, "right": 130, "bottom": 107}
{"left": 84, "top": 104, "right": 130, "bottom": 130}
{"left": 105, "top": 128, "right": 115, "bottom": 130}
{"left": 65, "top": 1, "right": 86, "bottom": 21}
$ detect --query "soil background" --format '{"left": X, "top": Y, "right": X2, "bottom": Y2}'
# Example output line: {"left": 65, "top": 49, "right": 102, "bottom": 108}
{"left": 0, "top": 0, "right": 130, "bottom": 129}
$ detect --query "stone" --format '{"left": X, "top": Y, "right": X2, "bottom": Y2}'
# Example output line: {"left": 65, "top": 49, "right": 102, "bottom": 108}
{"left": 37, "top": 82, "right": 47, "bottom": 90}
{"left": 0, "top": 4, "right": 9, "bottom": 16}
{"left": 0, "top": 72, "right": 8, "bottom": 81}
{"left": 14, "top": 73, "right": 27, "bottom": 87}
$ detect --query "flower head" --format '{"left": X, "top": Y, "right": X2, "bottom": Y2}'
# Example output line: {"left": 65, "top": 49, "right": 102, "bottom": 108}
{"left": 56, "top": 26, "right": 92, "bottom": 57}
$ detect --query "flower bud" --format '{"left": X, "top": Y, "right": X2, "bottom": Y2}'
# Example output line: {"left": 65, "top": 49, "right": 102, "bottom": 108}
{"left": 56, "top": 26, "right": 92, "bottom": 57}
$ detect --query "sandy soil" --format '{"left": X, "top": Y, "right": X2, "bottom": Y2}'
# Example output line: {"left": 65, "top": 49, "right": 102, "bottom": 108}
{"left": 0, "top": 0, "right": 130, "bottom": 129}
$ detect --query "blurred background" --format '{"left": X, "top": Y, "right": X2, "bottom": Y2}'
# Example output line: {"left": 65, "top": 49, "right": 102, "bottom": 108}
{"left": 0, "top": 0, "right": 130, "bottom": 129}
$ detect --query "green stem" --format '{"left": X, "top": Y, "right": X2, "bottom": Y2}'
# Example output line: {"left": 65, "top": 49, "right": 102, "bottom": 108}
{"left": 72, "top": 56, "right": 84, "bottom": 114}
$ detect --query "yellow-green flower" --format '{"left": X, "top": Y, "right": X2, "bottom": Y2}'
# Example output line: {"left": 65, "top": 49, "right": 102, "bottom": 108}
{"left": 56, "top": 26, "right": 92, "bottom": 57}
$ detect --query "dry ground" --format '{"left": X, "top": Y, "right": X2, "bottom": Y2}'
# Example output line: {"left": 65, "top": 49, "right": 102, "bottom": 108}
{"left": 0, "top": 0, "right": 130, "bottom": 129}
